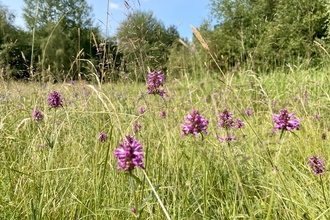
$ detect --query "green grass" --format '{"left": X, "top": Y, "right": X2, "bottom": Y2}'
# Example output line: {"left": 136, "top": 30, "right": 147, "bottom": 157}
{"left": 1, "top": 68, "right": 330, "bottom": 219}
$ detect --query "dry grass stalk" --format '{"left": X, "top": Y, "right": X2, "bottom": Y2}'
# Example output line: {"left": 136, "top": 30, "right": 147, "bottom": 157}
{"left": 190, "top": 25, "right": 210, "bottom": 52}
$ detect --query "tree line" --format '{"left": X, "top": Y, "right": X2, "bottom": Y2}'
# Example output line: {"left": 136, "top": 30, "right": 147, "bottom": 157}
{"left": 0, "top": 0, "right": 183, "bottom": 82}
{"left": 1, "top": 0, "right": 330, "bottom": 82}
{"left": 195, "top": 0, "right": 330, "bottom": 73}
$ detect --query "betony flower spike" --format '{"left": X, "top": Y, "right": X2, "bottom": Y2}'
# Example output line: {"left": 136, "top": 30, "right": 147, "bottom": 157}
{"left": 308, "top": 156, "right": 326, "bottom": 175}
{"left": 47, "top": 91, "right": 63, "bottom": 108}
{"left": 146, "top": 70, "right": 165, "bottom": 97}
{"left": 32, "top": 109, "right": 43, "bottom": 121}
{"left": 273, "top": 109, "right": 300, "bottom": 132}
{"left": 181, "top": 109, "right": 209, "bottom": 137}
{"left": 114, "top": 135, "right": 145, "bottom": 171}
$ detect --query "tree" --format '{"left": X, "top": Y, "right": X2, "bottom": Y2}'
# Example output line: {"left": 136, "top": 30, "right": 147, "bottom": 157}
{"left": 201, "top": 0, "right": 328, "bottom": 72}
{"left": 116, "top": 10, "right": 180, "bottom": 81}
{"left": 22, "top": 0, "right": 100, "bottom": 81}
{"left": 0, "top": 2, "right": 29, "bottom": 79}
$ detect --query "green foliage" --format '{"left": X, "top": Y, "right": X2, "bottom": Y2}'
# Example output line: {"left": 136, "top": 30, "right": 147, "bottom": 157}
{"left": 0, "top": 3, "right": 27, "bottom": 79}
{"left": 22, "top": 0, "right": 101, "bottom": 81}
{"left": 95, "top": 37, "right": 125, "bottom": 83}
{"left": 199, "top": 0, "right": 329, "bottom": 72}
{"left": 2, "top": 67, "right": 330, "bottom": 218}
{"left": 116, "top": 10, "right": 179, "bottom": 81}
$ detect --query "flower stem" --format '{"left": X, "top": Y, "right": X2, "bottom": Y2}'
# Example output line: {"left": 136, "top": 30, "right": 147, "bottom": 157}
{"left": 320, "top": 175, "right": 328, "bottom": 208}
{"left": 142, "top": 170, "right": 171, "bottom": 220}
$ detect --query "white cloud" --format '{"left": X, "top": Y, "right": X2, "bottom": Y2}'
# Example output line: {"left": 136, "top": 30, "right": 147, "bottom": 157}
{"left": 109, "top": 3, "right": 120, "bottom": 9}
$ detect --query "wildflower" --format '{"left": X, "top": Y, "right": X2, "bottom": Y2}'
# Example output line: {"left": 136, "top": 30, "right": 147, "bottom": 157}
{"left": 218, "top": 109, "right": 234, "bottom": 129}
{"left": 273, "top": 109, "right": 300, "bottom": 132}
{"left": 132, "top": 206, "right": 137, "bottom": 214}
{"left": 218, "top": 134, "right": 236, "bottom": 143}
{"left": 47, "top": 91, "right": 63, "bottom": 108}
{"left": 246, "top": 108, "right": 253, "bottom": 116}
{"left": 133, "top": 121, "right": 142, "bottom": 133}
{"left": 322, "top": 133, "right": 326, "bottom": 140}
{"left": 314, "top": 114, "right": 320, "bottom": 119}
{"left": 98, "top": 131, "right": 107, "bottom": 142}
{"left": 304, "top": 90, "right": 308, "bottom": 103}
{"left": 114, "top": 135, "right": 144, "bottom": 171}
{"left": 181, "top": 109, "right": 208, "bottom": 137}
{"left": 205, "top": 96, "right": 210, "bottom": 103}
{"left": 161, "top": 110, "right": 166, "bottom": 119}
{"left": 235, "top": 118, "right": 244, "bottom": 129}
{"left": 138, "top": 106, "right": 146, "bottom": 115}
{"left": 32, "top": 109, "right": 43, "bottom": 121}
{"left": 146, "top": 70, "right": 165, "bottom": 97}
{"left": 308, "top": 156, "right": 326, "bottom": 175}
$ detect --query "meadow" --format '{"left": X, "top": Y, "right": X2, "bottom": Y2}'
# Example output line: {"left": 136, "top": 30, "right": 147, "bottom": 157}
{"left": 1, "top": 66, "right": 330, "bottom": 220}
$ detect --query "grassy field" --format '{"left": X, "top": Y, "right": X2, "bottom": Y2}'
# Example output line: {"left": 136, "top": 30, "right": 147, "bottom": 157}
{"left": 1, "top": 68, "right": 330, "bottom": 219}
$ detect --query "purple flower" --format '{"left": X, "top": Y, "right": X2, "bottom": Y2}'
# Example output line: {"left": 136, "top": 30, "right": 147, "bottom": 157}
{"left": 181, "top": 109, "right": 209, "bottom": 137}
{"left": 98, "top": 131, "right": 107, "bottom": 142}
{"left": 132, "top": 206, "right": 137, "bottom": 214}
{"left": 218, "top": 134, "right": 236, "bottom": 143}
{"left": 114, "top": 135, "right": 144, "bottom": 171}
{"left": 32, "top": 109, "right": 43, "bottom": 121}
{"left": 273, "top": 109, "right": 300, "bottom": 132}
{"left": 161, "top": 110, "right": 166, "bottom": 119}
{"left": 235, "top": 119, "right": 244, "bottom": 129}
{"left": 146, "top": 70, "right": 165, "bottom": 97}
{"left": 138, "top": 106, "right": 146, "bottom": 115}
{"left": 47, "top": 91, "right": 63, "bottom": 108}
{"left": 218, "top": 109, "right": 234, "bottom": 129}
{"left": 246, "top": 108, "right": 253, "bottom": 116}
{"left": 308, "top": 156, "right": 326, "bottom": 175}
{"left": 133, "top": 121, "right": 142, "bottom": 133}
{"left": 322, "top": 133, "right": 326, "bottom": 140}
{"left": 314, "top": 114, "right": 320, "bottom": 119}
{"left": 304, "top": 90, "right": 308, "bottom": 103}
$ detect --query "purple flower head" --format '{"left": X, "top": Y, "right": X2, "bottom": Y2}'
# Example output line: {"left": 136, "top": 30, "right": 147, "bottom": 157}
{"left": 246, "top": 108, "right": 253, "bottom": 116}
{"left": 314, "top": 114, "right": 320, "bottom": 119}
{"left": 132, "top": 206, "right": 137, "bottom": 214}
{"left": 133, "top": 121, "right": 142, "bottom": 133}
{"left": 273, "top": 109, "right": 300, "bottom": 132}
{"left": 32, "top": 109, "right": 43, "bottom": 121}
{"left": 138, "top": 106, "right": 146, "bottom": 115}
{"left": 98, "top": 131, "right": 107, "bottom": 142}
{"left": 308, "top": 156, "right": 326, "bottom": 175}
{"left": 322, "top": 133, "right": 326, "bottom": 140}
{"left": 114, "top": 135, "right": 144, "bottom": 171}
{"left": 47, "top": 91, "right": 63, "bottom": 108}
{"left": 146, "top": 70, "right": 165, "bottom": 97}
{"left": 161, "top": 110, "right": 166, "bottom": 119}
{"left": 235, "top": 118, "right": 244, "bottom": 129}
{"left": 218, "top": 134, "right": 236, "bottom": 143}
{"left": 218, "top": 109, "right": 234, "bottom": 129}
{"left": 181, "top": 109, "right": 209, "bottom": 137}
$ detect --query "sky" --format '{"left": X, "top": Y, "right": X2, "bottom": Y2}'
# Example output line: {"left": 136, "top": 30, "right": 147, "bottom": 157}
{"left": 5, "top": 0, "right": 211, "bottom": 41}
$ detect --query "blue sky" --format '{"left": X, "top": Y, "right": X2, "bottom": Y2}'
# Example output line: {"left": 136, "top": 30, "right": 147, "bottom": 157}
{"left": 5, "top": 0, "right": 211, "bottom": 40}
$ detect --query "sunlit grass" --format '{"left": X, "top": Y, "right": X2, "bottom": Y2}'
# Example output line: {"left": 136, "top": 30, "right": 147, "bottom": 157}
{"left": 1, "top": 68, "right": 330, "bottom": 219}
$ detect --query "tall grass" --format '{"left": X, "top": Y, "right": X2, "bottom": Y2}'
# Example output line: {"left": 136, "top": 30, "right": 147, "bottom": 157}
{"left": 1, "top": 1, "right": 330, "bottom": 219}
{"left": 1, "top": 65, "right": 330, "bottom": 219}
